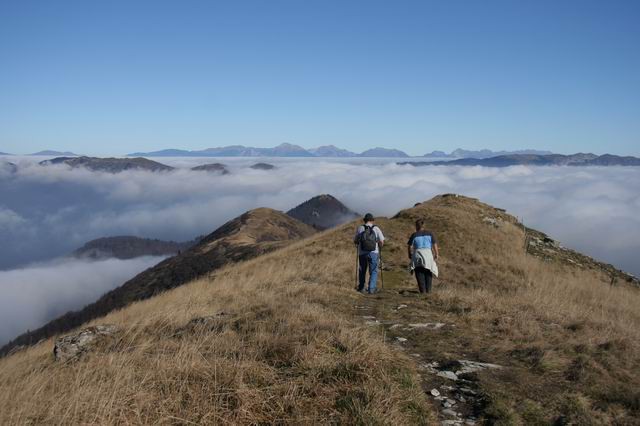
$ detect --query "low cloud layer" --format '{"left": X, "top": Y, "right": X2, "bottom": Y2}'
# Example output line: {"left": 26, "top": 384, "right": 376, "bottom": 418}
{"left": 2, "top": 158, "right": 639, "bottom": 276}
{"left": 0, "top": 256, "right": 164, "bottom": 346}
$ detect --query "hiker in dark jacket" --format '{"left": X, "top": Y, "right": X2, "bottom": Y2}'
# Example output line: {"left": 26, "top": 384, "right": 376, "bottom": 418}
{"left": 354, "top": 213, "right": 385, "bottom": 294}
{"left": 407, "top": 219, "right": 439, "bottom": 294}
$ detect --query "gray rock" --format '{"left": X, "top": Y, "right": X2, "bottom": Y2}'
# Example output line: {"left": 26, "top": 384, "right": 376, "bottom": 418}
{"left": 408, "top": 322, "right": 446, "bottom": 330}
{"left": 53, "top": 324, "right": 118, "bottom": 362}
{"left": 455, "top": 360, "right": 502, "bottom": 375}
{"left": 437, "top": 370, "right": 459, "bottom": 381}
{"left": 395, "top": 337, "right": 408, "bottom": 343}
{"left": 442, "top": 408, "right": 459, "bottom": 417}
{"left": 482, "top": 217, "right": 500, "bottom": 227}
{"left": 459, "top": 387, "right": 477, "bottom": 395}
{"left": 430, "top": 388, "right": 441, "bottom": 397}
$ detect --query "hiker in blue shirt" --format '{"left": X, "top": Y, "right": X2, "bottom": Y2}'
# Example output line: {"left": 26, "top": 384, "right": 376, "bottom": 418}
{"left": 408, "top": 218, "right": 439, "bottom": 294}
{"left": 354, "top": 213, "right": 385, "bottom": 294}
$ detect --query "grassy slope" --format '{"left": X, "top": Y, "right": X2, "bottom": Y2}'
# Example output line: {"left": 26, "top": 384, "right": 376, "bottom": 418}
{"left": 358, "top": 195, "right": 640, "bottom": 424}
{"left": 0, "top": 231, "right": 433, "bottom": 424}
{"left": 1, "top": 195, "right": 639, "bottom": 424}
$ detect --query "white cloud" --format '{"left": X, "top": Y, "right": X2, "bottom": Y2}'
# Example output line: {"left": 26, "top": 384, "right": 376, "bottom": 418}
{"left": 0, "top": 207, "right": 27, "bottom": 230}
{"left": 0, "top": 256, "right": 164, "bottom": 346}
{"left": 1, "top": 158, "right": 639, "bottom": 280}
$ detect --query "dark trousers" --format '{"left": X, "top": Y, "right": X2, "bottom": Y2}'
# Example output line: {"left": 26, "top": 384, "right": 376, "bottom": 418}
{"left": 415, "top": 267, "right": 433, "bottom": 293}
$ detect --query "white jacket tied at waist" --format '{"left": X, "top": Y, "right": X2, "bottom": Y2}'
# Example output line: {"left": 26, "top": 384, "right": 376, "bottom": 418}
{"left": 411, "top": 248, "right": 439, "bottom": 277}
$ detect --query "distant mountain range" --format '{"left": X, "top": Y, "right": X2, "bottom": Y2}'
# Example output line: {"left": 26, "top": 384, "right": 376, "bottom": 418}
{"left": 424, "top": 148, "right": 554, "bottom": 159}
{"left": 0, "top": 152, "right": 12, "bottom": 156}
{"left": 30, "top": 150, "right": 80, "bottom": 156}
{"left": 129, "top": 144, "right": 413, "bottom": 158}
{"left": 401, "top": 153, "right": 640, "bottom": 167}
{"left": 129, "top": 144, "right": 564, "bottom": 158}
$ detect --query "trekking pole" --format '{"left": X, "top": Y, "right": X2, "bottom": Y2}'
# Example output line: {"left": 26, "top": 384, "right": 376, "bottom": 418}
{"left": 355, "top": 246, "right": 359, "bottom": 290}
{"left": 379, "top": 249, "right": 384, "bottom": 290}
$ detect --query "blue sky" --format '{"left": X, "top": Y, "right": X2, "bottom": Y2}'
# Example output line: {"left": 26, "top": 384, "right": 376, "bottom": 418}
{"left": 1, "top": 0, "right": 638, "bottom": 156}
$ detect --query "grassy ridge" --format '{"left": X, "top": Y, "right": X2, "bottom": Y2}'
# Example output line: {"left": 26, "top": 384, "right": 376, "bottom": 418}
{"left": 1, "top": 194, "right": 639, "bottom": 424}
{"left": 0, "top": 236, "right": 433, "bottom": 424}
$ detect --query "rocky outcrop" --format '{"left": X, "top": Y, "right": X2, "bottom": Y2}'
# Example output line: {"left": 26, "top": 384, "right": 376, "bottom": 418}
{"left": 53, "top": 325, "right": 118, "bottom": 362}
{"left": 40, "top": 156, "right": 174, "bottom": 173}
{"left": 190, "top": 163, "right": 230, "bottom": 174}
{"left": 250, "top": 162, "right": 276, "bottom": 170}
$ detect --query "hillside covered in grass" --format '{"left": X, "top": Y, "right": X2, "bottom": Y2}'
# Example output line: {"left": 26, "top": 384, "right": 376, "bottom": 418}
{"left": 1, "top": 195, "right": 639, "bottom": 424}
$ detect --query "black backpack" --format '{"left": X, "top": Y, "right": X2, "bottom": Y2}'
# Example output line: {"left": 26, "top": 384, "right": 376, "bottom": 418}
{"left": 359, "top": 225, "right": 378, "bottom": 252}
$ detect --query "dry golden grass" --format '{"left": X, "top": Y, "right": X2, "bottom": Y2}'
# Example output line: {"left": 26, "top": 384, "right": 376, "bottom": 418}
{"left": 0, "top": 234, "right": 433, "bottom": 425}
{"left": 377, "top": 195, "right": 640, "bottom": 424}
{"left": 2, "top": 194, "right": 639, "bottom": 424}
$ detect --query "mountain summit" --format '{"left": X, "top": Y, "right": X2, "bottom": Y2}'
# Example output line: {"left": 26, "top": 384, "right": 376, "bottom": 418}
{"left": 286, "top": 194, "right": 359, "bottom": 230}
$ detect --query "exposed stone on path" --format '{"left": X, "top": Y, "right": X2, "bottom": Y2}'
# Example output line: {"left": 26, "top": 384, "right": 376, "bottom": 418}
{"left": 437, "top": 370, "right": 459, "bottom": 381}
{"left": 455, "top": 360, "right": 502, "bottom": 375}
{"left": 408, "top": 322, "right": 446, "bottom": 330}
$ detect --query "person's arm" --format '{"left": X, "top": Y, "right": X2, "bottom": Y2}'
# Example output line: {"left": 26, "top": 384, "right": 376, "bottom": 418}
{"left": 377, "top": 228, "right": 385, "bottom": 249}
{"left": 432, "top": 243, "right": 439, "bottom": 260}
{"left": 407, "top": 233, "right": 414, "bottom": 259}
{"left": 353, "top": 226, "right": 362, "bottom": 245}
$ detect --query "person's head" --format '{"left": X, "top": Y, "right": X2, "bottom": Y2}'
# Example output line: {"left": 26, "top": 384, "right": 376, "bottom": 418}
{"left": 415, "top": 218, "right": 424, "bottom": 231}
{"left": 363, "top": 213, "right": 374, "bottom": 223}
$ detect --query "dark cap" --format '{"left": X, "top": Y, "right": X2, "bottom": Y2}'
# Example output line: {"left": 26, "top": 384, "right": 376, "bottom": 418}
{"left": 363, "top": 213, "right": 374, "bottom": 222}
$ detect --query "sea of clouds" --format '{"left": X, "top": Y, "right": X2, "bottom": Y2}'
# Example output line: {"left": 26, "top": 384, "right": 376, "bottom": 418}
{"left": 0, "top": 256, "right": 164, "bottom": 345}
{"left": 1, "top": 156, "right": 639, "bottom": 344}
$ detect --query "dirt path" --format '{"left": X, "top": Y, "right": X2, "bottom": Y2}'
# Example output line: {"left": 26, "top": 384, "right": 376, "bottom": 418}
{"left": 351, "top": 279, "right": 492, "bottom": 425}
